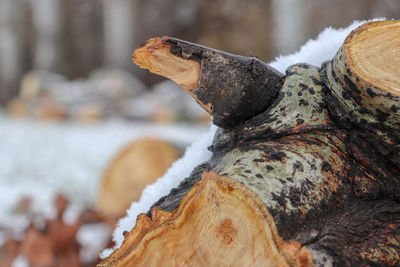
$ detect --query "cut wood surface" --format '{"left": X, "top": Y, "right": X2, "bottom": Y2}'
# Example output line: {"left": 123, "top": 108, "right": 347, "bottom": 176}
{"left": 96, "top": 139, "right": 180, "bottom": 219}
{"left": 134, "top": 37, "right": 201, "bottom": 92}
{"left": 99, "top": 172, "right": 312, "bottom": 267}
{"left": 100, "top": 21, "right": 400, "bottom": 266}
{"left": 344, "top": 21, "right": 400, "bottom": 97}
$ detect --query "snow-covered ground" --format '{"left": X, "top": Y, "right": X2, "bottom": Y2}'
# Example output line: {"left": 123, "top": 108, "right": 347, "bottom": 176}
{"left": 0, "top": 115, "right": 207, "bottom": 246}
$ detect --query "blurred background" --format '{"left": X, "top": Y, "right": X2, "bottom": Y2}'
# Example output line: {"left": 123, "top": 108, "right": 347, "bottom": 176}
{"left": 0, "top": 0, "right": 399, "bottom": 108}
{"left": 0, "top": 0, "right": 399, "bottom": 266}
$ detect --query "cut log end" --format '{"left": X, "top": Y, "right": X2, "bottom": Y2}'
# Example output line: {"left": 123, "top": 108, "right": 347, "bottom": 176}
{"left": 133, "top": 37, "right": 200, "bottom": 92}
{"left": 99, "top": 172, "right": 313, "bottom": 267}
{"left": 344, "top": 20, "right": 400, "bottom": 97}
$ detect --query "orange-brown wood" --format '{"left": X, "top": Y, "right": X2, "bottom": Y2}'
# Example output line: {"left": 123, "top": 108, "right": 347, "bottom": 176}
{"left": 99, "top": 172, "right": 312, "bottom": 267}
{"left": 344, "top": 20, "right": 400, "bottom": 97}
{"left": 99, "top": 21, "right": 400, "bottom": 267}
{"left": 96, "top": 139, "right": 180, "bottom": 219}
{"left": 133, "top": 37, "right": 201, "bottom": 92}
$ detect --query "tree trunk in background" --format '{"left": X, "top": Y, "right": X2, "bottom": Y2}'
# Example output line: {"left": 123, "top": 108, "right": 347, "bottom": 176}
{"left": 0, "top": 0, "right": 399, "bottom": 106}
{"left": 102, "top": 0, "right": 135, "bottom": 69}
{"left": 271, "top": 0, "right": 309, "bottom": 55}
{"left": 196, "top": 0, "right": 272, "bottom": 61}
{"left": 29, "top": 0, "right": 61, "bottom": 70}
{"left": 61, "top": 0, "right": 104, "bottom": 77}
{"left": 0, "top": 0, "right": 26, "bottom": 104}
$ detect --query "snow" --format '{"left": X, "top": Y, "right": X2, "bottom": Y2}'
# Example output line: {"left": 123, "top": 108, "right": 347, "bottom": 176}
{"left": 101, "top": 124, "right": 217, "bottom": 258}
{"left": 269, "top": 18, "right": 385, "bottom": 73}
{"left": 76, "top": 223, "right": 111, "bottom": 264}
{"left": 0, "top": 115, "right": 207, "bottom": 246}
{"left": 11, "top": 255, "right": 29, "bottom": 267}
{"left": 101, "top": 18, "right": 386, "bottom": 258}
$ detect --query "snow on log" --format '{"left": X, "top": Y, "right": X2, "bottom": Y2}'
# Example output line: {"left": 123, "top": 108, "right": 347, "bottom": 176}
{"left": 100, "top": 21, "right": 400, "bottom": 266}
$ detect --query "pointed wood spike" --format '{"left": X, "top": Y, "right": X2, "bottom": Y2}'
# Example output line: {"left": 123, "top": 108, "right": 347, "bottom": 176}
{"left": 133, "top": 36, "right": 284, "bottom": 129}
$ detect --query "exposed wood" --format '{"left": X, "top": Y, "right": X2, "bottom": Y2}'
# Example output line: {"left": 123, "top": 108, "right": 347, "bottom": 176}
{"left": 133, "top": 37, "right": 201, "bottom": 93}
{"left": 98, "top": 172, "right": 312, "bottom": 267}
{"left": 344, "top": 21, "right": 400, "bottom": 97}
{"left": 100, "top": 21, "right": 400, "bottom": 266}
{"left": 322, "top": 20, "right": 400, "bottom": 169}
{"left": 133, "top": 36, "right": 284, "bottom": 129}
{"left": 97, "top": 139, "right": 180, "bottom": 219}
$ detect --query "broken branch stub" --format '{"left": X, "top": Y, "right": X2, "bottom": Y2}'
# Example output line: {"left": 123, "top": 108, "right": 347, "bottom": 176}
{"left": 133, "top": 36, "right": 284, "bottom": 129}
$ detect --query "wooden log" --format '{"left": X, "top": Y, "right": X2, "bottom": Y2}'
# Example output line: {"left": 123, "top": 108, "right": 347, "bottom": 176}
{"left": 96, "top": 139, "right": 180, "bottom": 219}
{"left": 100, "top": 21, "right": 400, "bottom": 266}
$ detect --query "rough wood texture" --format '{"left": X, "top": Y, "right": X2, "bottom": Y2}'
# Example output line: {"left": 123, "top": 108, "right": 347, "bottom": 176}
{"left": 99, "top": 172, "right": 312, "bottom": 267}
{"left": 134, "top": 36, "right": 284, "bottom": 129}
{"left": 100, "top": 21, "right": 400, "bottom": 266}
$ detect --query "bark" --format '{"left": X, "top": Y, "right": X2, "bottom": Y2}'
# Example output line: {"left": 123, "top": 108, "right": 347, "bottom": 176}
{"left": 133, "top": 36, "right": 284, "bottom": 129}
{"left": 99, "top": 21, "right": 400, "bottom": 266}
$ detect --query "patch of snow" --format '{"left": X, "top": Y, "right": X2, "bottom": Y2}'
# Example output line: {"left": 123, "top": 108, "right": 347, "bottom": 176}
{"left": 62, "top": 204, "right": 85, "bottom": 225}
{"left": 0, "top": 116, "right": 207, "bottom": 245}
{"left": 269, "top": 18, "right": 385, "bottom": 73}
{"left": 11, "top": 255, "right": 29, "bottom": 267}
{"left": 102, "top": 18, "right": 387, "bottom": 258}
{"left": 77, "top": 223, "right": 111, "bottom": 263}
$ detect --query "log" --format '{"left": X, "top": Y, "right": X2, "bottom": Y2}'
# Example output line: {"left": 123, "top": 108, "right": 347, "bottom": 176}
{"left": 99, "top": 21, "right": 400, "bottom": 266}
{"left": 96, "top": 138, "right": 180, "bottom": 219}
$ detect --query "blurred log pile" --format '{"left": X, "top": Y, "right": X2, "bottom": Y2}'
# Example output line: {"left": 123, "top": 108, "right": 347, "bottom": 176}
{"left": 5, "top": 68, "right": 208, "bottom": 122}
{"left": 96, "top": 138, "right": 181, "bottom": 219}
{"left": 0, "top": 194, "right": 112, "bottom": 267}
{"left": 1, "top": 0, "right": 399, "bottom": 106}
{"left": 0, "top": 136, "right": 182, "bottom": 266}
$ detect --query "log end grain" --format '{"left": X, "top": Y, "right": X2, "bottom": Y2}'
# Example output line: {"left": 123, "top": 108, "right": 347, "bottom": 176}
{"left": 344, "top": 20, "right": 400, "bottom": 97}
{"left": 98, "top": 172, "right": 312, "bottom": 267}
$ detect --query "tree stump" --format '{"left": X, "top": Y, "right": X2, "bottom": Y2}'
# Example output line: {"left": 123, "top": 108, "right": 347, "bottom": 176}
{"left": 99, "top": 21, "right": 400, "bottom": 266}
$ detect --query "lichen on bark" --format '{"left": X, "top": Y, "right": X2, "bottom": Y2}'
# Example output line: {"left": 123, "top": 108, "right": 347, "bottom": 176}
{"left": 100, "top": 21, "right": 400, "bottom": 267}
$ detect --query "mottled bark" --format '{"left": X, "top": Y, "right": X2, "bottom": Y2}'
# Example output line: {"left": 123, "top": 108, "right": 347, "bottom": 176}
{"left": 100, "top": 21, "right": 400, "bottom": 267}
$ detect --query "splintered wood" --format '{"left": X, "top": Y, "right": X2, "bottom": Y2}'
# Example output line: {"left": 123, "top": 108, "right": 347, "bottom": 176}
{"left": 133, "top": 37, "right": 200, "bottom": 92}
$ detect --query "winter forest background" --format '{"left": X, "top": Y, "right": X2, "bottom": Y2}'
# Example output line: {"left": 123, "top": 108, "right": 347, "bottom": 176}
{"left": 0, "top": 0, "right": 399, "bottom": 104}
{"left": 0, "top": 0, "right": 399, "bottom": 266}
